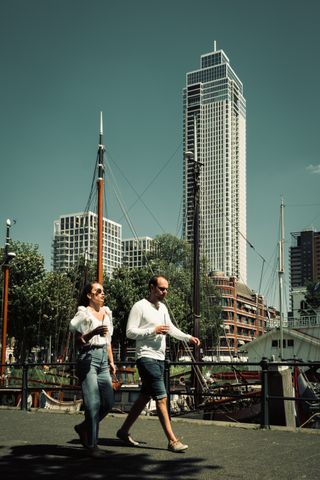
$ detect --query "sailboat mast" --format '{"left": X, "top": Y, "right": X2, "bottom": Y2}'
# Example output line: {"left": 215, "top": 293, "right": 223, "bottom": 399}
{"left": 97, "top": 112, "right": 105, "bottom": 284}
{"left": 192, "top": 114, "right": 201, "bottom": 355}
{"left": 185, "top": 115, "right": 203, "bottom": 400}
{"left": 278, "top": 197, "right": 285, "bottom": 359}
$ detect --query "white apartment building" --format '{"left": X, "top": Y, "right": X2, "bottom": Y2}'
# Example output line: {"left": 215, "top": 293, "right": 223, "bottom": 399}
{"left": 183, "top": 43, "right": 247, "bottom": 283}
{"left": 52, "top": 211, "right": 122, "bottom": 278}
{"left": 122, "top": 236, "right": 153, "bottom": 269}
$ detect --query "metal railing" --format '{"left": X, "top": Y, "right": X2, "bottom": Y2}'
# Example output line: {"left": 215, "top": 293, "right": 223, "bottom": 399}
{"left": 1, "top": 358, "right": 320, "bottom": 429}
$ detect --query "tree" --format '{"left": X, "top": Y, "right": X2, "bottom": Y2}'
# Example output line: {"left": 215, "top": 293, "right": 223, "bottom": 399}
{"left": 150, "top": 234, "right": 221, "bottom": 350}
{"left": 200, "top": 275, "right": 222, "bottom": 353}
{"left": 148, "top": 233, "right": 193, "bottom": 335}
{"left": 304, "top": 281, "right": 320, "bottom": 313}
{"left": 106, "top": 267, "right": 150, "bottom": 360}
{"left": 0, "top": 241, "right": 76, "bottom": 361}
{"left": 67, "top": 256, "right": 98, "bottom": 303}
{"left": 0, "top": 235, "right": 220, "bottom": 363}
{"left": 39, "top": 272, "right": 76, "bottom": 361}
{"left": 106, "top": 233, "right": 221, "bottom": 360}
{"left": 5, "top": 241, "right": 45, "bottom": 286}
{"left": 0, "top": 241, "right": 46, "bottom": 360}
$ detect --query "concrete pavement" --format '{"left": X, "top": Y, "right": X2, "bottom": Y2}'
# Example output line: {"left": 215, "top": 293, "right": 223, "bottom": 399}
{"left": 0, "top": 408, "right": 319, "bottom": 480}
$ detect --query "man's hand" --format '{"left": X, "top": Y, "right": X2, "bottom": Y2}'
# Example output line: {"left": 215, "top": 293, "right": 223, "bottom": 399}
{"left": 155, "top": 324, "right": 170, "bottom": 335}
{"left": 189, "top": 336, "right": 201, "bottom": 346}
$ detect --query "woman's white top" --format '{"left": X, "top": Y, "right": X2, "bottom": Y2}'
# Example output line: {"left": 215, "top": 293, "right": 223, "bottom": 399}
{"left": 69, "top": 305, "right": 113, "bottom": 347}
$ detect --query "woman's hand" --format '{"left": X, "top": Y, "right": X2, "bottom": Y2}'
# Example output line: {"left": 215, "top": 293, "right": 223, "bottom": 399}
{"left": 91, "top": 325, "right": 109, "bottom": 337}
{"left": 109, "top": 362, "right": 117, "bottom": 375}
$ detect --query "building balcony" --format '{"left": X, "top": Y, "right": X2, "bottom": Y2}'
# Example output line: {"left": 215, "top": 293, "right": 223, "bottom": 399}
{"left": 287, "top": 315, "right": 320, "bottom": 328}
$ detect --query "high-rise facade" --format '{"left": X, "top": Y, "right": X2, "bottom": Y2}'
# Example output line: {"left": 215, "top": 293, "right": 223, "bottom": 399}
{"left": 52, "top": 211, "right": 122, "bottom": 278}
{"left": 122, "top": 236, "right": 153, "bottom": 269}
{"left": 290, "top": 230, "right": 320, "bottom": 288}
{"left": 288, "top": 229, "right": 320, "bottom": 319}
{"left": 183, "top": 43, "right": 246, "bottom": 282}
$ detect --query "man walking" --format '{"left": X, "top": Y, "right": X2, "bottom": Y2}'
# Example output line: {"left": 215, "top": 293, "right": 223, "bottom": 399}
{"left": 117, "top": 275, "right": 200, "bottom": 452}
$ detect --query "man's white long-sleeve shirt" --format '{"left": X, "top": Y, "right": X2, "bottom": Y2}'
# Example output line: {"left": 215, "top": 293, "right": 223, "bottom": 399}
{"left": 126, "top": 298, "right": 191, "bottom": 360}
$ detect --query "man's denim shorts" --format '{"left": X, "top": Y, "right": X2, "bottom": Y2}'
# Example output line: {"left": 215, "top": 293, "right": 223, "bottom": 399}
{"left": 136, "top": 357, "right": 167, "bottom": 400}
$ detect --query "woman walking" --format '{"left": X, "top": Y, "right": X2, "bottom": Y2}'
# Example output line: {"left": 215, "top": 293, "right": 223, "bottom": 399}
{"left": 70, "top": 281, "right": 116, "bottom": 458}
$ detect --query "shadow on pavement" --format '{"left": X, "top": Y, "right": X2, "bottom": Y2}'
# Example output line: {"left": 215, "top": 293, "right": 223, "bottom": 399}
{"left": 0, "top": 443, "right": 221, "bottom": 480}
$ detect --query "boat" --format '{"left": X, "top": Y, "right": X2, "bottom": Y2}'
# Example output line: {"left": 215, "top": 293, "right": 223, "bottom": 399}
{"left": 293, "top": 366, "right": 320, "bottom": 428}
{"left": 39, "top": 389, "right": 82, "bottom": 413}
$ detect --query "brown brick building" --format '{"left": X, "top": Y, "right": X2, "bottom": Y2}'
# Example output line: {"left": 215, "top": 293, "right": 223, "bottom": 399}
{"left": 209, "top": 272, "right": 277, "bottom": 356}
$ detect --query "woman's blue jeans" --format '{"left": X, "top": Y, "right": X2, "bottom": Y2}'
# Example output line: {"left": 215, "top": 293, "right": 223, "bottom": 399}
{"left": 77, "top": 347, "right": 114, "bottom": 448}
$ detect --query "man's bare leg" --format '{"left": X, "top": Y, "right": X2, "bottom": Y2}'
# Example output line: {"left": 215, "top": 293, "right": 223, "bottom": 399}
{"left": 118, "top": 393, "right": 150, "bottom": 435}
{"left": 156, "top": 397, "right": 177, "bottom": 442}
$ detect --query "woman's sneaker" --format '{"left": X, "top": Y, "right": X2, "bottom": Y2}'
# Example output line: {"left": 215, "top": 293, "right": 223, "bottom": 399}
{"left": 168, "top": 439, "right": 188, "bottom": 452}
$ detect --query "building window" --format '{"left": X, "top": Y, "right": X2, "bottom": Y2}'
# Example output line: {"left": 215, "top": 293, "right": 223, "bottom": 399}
{"left": 272, "top": 340, "right": 278, "bottom": 348}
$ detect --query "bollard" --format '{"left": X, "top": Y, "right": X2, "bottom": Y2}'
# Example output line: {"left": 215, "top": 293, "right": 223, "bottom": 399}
{"left": 164, "top": 359, "right": 171, "bottom": 418}
{"left": 260, "top": 357, "right": 270, "bottom": 428}
{"left": 21, "top": 362, "right": 29, "bottom": 411}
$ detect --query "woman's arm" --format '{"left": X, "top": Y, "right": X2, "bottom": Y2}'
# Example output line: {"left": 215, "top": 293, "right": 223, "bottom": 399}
{"left": 74, "top": 330, "right": 90, "bottom": 348}
{"left": 107, "top": 344, "right": 116, "bottom": 375}
{"left": 74, "top": 325, "right": 108, "bottom": 348}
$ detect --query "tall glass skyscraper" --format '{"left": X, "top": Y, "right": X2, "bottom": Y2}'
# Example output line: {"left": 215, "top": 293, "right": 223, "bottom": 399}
{"left": 183, "top": 43, "right": 246, "bottom": 283}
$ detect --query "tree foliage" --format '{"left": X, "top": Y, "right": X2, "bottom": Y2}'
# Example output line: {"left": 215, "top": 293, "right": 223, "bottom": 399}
{"left": 66, "top": 257, "right": 98, "bottom": 302}
{"left": 7, "top": 241, "right": 45, "bottom": 285}
{"left": 107, "top": 233, "right": 221, "bottom": 359}
{"left": 39, "top": 272, "right": 76, "bottom": 361}
{"left": 0, "top": 235, "right": 221, "bottom": 362}
{"left": 304, "top": 281, "right": 320, "bottom": 312}
{"left": 150, "top": 234, "right": 222, "bottom": 349}
{"left": 105, "top": 267, "right": 150, "bottom": 360}
{"left": 1, "top": 241, "right": 75, "bottom": 361}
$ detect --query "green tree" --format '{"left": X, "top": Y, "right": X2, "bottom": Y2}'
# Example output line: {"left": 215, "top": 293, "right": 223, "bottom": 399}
{"left": 304, "top": 281, "right": 320, "bottom": 313}
{"left": 0, "top": 241, "right": 76, "bottom": 361}
{"left": 67, "top": 256, "right": 98, "bottom": 302}
{"left": 39, "top": 272, "right": 76, "bottom": 361}
{"left": 1, "top": 241, "right": 45, "bottom": 360}
{"left": 149, "top": 234, "right": 193, "bottom": 332}
{"left": 106, "top": 233, "right": 221, "bottom": 360}
{"left": 150, "top": 234, "right": 221, "bottom": 350}
{"left": 200, "top": 274, "right": 222, "bottom": 353}
{"left": 6, "top": 241, "right": 45, "bottom": 286}
{"left": 106, "top": 267, "right": 150, "bottom": 360}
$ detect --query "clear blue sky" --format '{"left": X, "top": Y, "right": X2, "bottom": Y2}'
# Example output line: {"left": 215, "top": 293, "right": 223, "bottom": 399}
{"left": 1, "top": 0, "right": 320, "bottom": 311}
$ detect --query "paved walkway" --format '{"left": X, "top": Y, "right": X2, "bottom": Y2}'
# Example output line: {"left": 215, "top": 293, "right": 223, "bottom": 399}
{"left": 0, "top": 408, "right": 319, "bottom": 479}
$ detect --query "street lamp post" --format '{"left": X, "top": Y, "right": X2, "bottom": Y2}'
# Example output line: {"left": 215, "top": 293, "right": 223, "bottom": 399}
{"left": 1, "top": 219, "right": 15, "bottom": 376}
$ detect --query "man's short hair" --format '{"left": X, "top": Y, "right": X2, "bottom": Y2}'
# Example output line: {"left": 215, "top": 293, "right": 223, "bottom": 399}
{"left": 148, "top": 275, "right": 167, "bottom": 290}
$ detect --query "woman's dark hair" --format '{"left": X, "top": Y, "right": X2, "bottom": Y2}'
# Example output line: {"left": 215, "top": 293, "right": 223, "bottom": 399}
{"left": 78, "top": 282, "right": 97, "bottom": 307}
